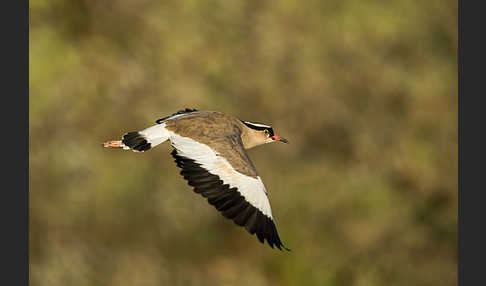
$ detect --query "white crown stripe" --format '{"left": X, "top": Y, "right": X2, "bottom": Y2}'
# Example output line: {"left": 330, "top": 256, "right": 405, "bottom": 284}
{"left": 244, "top": 121, "right": 271, "bottom": 128}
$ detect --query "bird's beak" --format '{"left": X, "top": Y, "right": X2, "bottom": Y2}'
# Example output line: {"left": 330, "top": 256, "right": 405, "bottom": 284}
{"left": 271, "top": 135, "right": 289, "bottom": 143}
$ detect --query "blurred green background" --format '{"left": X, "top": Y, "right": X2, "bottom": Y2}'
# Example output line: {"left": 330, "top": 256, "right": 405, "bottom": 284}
{"left": 30, "top": 0, "right": 457, "bottom": 285}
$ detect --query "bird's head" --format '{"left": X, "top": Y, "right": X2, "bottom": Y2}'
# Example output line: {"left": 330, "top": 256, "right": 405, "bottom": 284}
{"left": 241, "top": 121, "right": 288, "bottom": 149}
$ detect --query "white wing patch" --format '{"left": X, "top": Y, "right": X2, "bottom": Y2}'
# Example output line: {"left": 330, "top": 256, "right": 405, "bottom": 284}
{"left": 139, "top": 123, "right": 171, "bottom": 148}
{"left": 168, "top": 133, "right": 274, "bottom": 218}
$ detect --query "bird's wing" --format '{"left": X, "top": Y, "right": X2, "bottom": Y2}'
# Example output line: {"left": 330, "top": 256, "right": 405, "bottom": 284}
{"left": 155, "top": 108, "right": 199, "bottom": 124}
{"left": 169, "top": 133, "right": 289, "bottom": 250}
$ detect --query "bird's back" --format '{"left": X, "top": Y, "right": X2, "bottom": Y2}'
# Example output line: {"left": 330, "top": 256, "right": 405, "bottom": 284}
{"left": 163, "top": 111, "right": 244, "bottom": 142}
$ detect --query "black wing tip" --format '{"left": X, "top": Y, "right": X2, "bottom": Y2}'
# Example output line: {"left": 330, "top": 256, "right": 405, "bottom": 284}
{"left": 265, "top": 217, "right": 291, "bottom": 251}
{"left": 266, "top": 234, "right": 291, "bottom": 252}
{"left": 265, "top": 238, "right": 291, "bottom": 251}
{"left": 244, "top": 211, "right": 290, "bottom": 252}
{"left": 277, "top": 243, "right": 291, "bottom": 252}
{"left": 156, "top": 108, "right": 199, "bottom": 124}
{"left": 255, "top": 232, "right": 291, "bottom": 251}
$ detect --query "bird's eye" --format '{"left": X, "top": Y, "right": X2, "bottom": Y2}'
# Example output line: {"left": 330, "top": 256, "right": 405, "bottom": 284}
{"left": 264, "top": 129, "right": 269, "bottom": 136}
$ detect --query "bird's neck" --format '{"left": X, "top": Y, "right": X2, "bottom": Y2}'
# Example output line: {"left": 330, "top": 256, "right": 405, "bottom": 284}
{"left": 241, "top": 128, "right": 263, "bottom": 149}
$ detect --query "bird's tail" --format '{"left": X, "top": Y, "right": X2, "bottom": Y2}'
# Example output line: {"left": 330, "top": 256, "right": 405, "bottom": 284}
{"left": 103, "top": 123, "right": 170, "bottom": 152}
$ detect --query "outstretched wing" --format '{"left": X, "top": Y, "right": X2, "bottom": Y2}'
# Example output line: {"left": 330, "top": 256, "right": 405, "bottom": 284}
{"left": 169, "top": 133, "right": 289, "bottom": 250}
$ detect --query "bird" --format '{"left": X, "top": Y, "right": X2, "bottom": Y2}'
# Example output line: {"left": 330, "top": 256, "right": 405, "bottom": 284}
{"left": 103, "top": 108, "right": 290, "bottom": 251}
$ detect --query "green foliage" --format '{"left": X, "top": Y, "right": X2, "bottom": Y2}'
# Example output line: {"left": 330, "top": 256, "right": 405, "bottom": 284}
{"left": 30, "top": 0, "right": 457, "bottom": 285}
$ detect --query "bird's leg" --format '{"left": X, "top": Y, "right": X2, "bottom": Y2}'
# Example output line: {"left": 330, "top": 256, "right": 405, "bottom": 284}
{"left": 103, "top": 140, "right": 124, "bottom": 148}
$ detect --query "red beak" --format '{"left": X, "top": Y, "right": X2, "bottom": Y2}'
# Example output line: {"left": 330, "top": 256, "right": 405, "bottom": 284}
{"left": 271, "top": 135, "right": 289, "bottom": 143}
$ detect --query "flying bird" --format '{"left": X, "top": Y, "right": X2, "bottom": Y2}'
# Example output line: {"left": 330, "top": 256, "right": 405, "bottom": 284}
{"left": 103, "top": 109, "right": 290, "bottom": 250}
